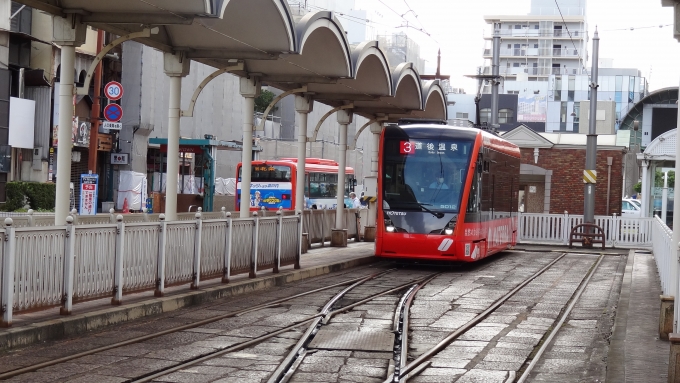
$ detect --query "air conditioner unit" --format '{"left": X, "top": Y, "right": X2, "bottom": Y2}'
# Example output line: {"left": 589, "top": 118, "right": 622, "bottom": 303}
{"left": 32, "top": 147, "right": 43, "bottom": 171}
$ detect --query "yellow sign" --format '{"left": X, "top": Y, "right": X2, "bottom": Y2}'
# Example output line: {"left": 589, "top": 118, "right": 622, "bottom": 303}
{"left": 583, "top": 170, "right": 597, "bottom": 183}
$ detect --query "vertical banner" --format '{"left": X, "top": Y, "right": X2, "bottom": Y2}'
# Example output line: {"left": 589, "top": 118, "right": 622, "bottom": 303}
{"left": 80, "top": 174, "right": 99, "bottom": 215}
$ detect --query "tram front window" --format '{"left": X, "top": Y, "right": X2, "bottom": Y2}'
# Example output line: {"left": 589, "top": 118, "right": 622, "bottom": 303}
{"left": 382, "top": 138, "right": 472, "bottom": 213}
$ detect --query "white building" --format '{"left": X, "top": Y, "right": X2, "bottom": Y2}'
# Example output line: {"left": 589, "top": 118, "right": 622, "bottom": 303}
{"left": 482, "top": 0, "right": 588, "bottom": 89}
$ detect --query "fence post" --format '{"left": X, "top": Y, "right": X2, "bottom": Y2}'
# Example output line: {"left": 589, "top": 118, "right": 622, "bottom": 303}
{"left": 1, "top": 218, "right": 15, "bottom": 327}
{"left": 562, "top": 211, "right": 570, "bottom": 245}
{"left": 191, "top": 211, "right": 202, "bottom": 289}
{"left": 111, "top": 215, "right": 125, "bottom": 305}
{"left": 154, "top": 214, "right": 167, "bottom": 297}
{"left": 517, "top": 212, "right": 523, "bottom": 244}
{"left": 274, "top": 208, "right": 282, "bottom": 273}
{"left": 109, "top": 208, "right": 116, "bottom": 224}
{"left": 221, "top": 207, "right": 227, "bottom": 219}
{"left": 70, "top": 209, "right": 78, "bottom": 226}
{"left": 27, "top": 209, "right": 35, "bottom": 227}
{"left": 143, "top": 207, "right": 149, "bottom": 222}
{"left": 250, "top": 211, "right": 259, "bottom": 278}
{"left": 320, "top": 210, "right": 326, "bottom": 247}
{"left": 296, "top": 210, "right": 302, "bottom": 269}
{"left": 612, "top": 213, "right": 619, "bottom": 247}
{"left": 222, "top": 212, "right": 232, "bottom": 283}
{"left": 60, "top": 216, "right": 76, "bottom": 315}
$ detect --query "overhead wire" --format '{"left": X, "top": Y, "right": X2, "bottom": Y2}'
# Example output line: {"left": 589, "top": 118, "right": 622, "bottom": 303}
{"left": 553, "top": 0, "right": 590, "bottom": 80}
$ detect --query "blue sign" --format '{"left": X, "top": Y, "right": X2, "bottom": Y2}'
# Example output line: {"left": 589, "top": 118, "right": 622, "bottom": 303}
{"left": 236, "top": 182, "right": 293, "bottom": 210}
{"left": 79, "top": 174, "right": 98, "bottom": 215}
{"left": 104, "top": 104, "right": 123, "bottom": 122}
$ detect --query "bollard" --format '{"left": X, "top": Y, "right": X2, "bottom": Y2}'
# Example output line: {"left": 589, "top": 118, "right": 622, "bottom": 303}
{"left": 660, "top": 295, "right": 675, "bottom": 340}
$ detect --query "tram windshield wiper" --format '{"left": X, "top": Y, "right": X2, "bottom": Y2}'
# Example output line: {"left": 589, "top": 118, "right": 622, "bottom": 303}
{"left": 399, "top": 202, "right": 445, "bottom": 219}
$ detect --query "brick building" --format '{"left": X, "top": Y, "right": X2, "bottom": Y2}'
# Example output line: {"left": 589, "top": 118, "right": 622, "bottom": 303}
{"left": 503, "top": 125, "right": 626, "bottom": 215}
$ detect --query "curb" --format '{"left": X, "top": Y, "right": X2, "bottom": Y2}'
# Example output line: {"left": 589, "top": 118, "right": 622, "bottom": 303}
{"left": 0, "top": 255, "right": 377, "bottom": 352}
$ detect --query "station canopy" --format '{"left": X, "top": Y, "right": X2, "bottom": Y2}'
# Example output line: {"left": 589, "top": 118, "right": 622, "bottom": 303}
{"left": 22, "top": 0, "right": 447, "bottom": 122}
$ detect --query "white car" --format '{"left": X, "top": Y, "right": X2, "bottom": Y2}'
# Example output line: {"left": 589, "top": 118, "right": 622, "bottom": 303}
{"left": 622, "top": 199, "right": 642, "bottom": 218}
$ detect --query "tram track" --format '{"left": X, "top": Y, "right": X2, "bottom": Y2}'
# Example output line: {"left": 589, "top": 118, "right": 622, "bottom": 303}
{"left": 130, "top": 271, "right": 440, "bottom": 383}
{"left": 0, "top": 268, "right": 398, "bottom": 380}
{"left": 388, "top": 252, "right": 606, "bottom": 382}
{"left": 0, "top": 251, "right": 615, "bottom": 383}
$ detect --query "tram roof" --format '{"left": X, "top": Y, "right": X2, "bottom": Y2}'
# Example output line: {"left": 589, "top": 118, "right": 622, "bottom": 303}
{"left": 20, "top": 0, "right": 446, "bottom": 121}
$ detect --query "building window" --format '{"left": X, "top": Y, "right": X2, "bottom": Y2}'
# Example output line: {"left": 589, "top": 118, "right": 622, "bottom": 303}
{"left": 480, "top": 108, "right": 491, "bottom": 124}
{"left": 456, "top": 112, "right": 468, "bottom": 119}
{"left": 498, "top": 109, "right": 515, "bottom": 124}
{"left": 513, "top": 63, "right": 520, "bottom": 67}
{"left": 508, "top": 90, "right": 519, "bottom": 95}
{"left": 515, "top": 25, "right": 522, "bottom": 29}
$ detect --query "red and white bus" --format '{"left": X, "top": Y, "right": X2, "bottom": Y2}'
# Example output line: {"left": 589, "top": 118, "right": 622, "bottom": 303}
{"left": 236, "top": 158, "right": 355, "bottom": 211}
{"left": 375, "top": 121, "right": 521, "bottom": 262}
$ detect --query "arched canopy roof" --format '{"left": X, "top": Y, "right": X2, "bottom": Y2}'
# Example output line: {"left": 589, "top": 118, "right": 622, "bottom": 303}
{"left": 620, "top": 87, "right": 678, "bottom": 132}
{"left": 638, "top": 128, "right": 678, "bottom": 163}
{"left": 21, "top": 0, "right": 440, "bottom": 120}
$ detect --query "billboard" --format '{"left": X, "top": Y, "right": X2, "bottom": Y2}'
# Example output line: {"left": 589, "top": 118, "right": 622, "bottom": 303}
{"left": 517, "top": 94, "right": 547, "bottom": 122}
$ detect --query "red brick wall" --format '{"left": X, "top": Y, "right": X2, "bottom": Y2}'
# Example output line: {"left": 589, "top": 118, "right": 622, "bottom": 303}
{"left": 520, "top": 148, "right": 623, "bottom": 216}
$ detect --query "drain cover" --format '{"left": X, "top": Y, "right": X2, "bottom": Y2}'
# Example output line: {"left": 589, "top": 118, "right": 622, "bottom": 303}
{"left": 308, "top": 330, "right": 395, "bottom": 352}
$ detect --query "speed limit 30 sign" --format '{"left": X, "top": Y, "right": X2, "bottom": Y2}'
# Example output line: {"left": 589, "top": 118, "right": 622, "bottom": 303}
{"left": 104, "top": 81, "right": 124, "bottom": 101}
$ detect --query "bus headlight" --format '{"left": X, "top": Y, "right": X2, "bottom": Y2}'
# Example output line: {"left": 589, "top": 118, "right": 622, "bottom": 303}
{"left": 444, "top": 228, "right": 453, "bottom": 235}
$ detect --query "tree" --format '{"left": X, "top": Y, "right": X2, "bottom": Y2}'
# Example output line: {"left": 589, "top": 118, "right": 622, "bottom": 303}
{"left": 254, "top": 90, "right": 278, "bottom": 114}
{"left": 654, "top": 170, "right": 675, "bottom": 188}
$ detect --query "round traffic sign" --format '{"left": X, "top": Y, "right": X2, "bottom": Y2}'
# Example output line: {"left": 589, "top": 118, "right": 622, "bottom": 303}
{"left": 104, "top": 104, "right": 123, "bottom": 122}
{"left": 104, "top": 81, "right": 124, "bottom": 101}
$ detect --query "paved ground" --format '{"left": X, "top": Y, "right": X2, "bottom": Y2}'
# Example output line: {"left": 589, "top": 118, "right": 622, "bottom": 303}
{"left": 0, "top": 243, "right": 669, "bottom": 383}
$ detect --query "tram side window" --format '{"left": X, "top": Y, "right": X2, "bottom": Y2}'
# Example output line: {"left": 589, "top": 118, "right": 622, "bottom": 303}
{"left": 466, "top": 155, "right": 482, "bottom": 214}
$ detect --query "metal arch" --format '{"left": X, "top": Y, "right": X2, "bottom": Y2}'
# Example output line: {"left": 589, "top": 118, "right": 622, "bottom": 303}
{"left": 75, "top": 28, "right": 159, "bottom": 96}
{"left": 309, "top": 104, "right": 354, "bottom": 143}
{"left": 181, "top": 62, "right": 245, "bottom": 117}
{"left": 255, "top": 86, "right": 307, "bottom": 131}
{"left": 348, "top": 116, "right": 387, "bottom": 150}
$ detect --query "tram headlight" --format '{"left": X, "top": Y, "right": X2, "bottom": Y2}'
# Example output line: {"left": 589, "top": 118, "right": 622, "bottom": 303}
{"left": 384, "top": 218, "right": 395, "bottom": 232}
{"left": 444, "top": 228, "right": 453, "bottom": 235}
{"left": 386, "top": 225, "right": 396, "bottom": 232}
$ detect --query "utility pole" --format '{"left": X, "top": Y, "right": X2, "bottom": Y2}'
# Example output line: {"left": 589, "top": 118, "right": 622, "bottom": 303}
{"left": 583, "top": 28, "right": 599, "bottom": 225}
{"left": 490, "top": 23, "right": 501, "bottom": 131}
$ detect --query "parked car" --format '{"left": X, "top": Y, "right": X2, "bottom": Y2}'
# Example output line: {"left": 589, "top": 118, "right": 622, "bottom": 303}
{"left": 622, "top": 199, "right": 642, "bottom": 218}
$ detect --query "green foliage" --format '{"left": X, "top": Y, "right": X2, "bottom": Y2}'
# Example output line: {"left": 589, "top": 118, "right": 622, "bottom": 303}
{"left": 654, "top": 170, "right": 675, "bottom": 187}
{"left": 2, "top": 182, "right": 56, "bottom": 211}
{"left": 254, "top": 90, "right": 278, "bottom": 114}
{"left": 633, "top": 182, "right": 642, "bottom": 193}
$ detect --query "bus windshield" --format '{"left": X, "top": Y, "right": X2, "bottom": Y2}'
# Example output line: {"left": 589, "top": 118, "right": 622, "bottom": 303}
{"left": 382, "top": 137, "right": 473, "bottom": 213}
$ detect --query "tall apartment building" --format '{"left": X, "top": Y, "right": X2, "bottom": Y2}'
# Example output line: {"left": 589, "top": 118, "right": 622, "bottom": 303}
{"left": 482, "top": 0, "right": 587, "bottom": 91}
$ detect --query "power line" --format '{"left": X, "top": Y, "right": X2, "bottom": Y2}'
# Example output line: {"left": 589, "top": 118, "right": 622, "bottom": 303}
{"left": 554, "top": 0, "right": 590, "bottom": 80}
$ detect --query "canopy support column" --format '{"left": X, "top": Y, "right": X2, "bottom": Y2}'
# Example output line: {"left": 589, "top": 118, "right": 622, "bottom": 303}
{"left": 53, "top": 15, "right": 86, "bottom": 225}
{"left": 239, "top": 77, "right": 261, "bottom": 218}
{"left": 332, "top": 109, "right": 352, "bottom": 247}
{"left": 163, "top": 52, "right": 190, "bottom": 221}
{"left": 295, "top": 95, "right": 313, "bottom": 211}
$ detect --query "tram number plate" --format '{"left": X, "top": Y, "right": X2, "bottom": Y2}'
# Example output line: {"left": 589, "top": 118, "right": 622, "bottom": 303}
{"left": 400, "top": 141, "right": 416, "bottom": 155}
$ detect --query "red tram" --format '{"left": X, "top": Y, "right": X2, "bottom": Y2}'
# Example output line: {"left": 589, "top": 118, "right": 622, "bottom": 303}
{"left": 375, "top": 121, "right": 521, "bottom": 262}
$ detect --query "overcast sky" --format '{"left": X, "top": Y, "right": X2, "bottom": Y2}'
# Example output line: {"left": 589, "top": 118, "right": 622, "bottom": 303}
{"left": 354, "top": 0, "right": 680, "bottom": 94}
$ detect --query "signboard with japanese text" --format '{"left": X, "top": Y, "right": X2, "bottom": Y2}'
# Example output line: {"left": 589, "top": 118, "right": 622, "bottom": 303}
{"left": 79, "top": 174, "right": 98, "bottom": 215}
{"left": 111, "top": 153, "right": 129, "bottom": 165}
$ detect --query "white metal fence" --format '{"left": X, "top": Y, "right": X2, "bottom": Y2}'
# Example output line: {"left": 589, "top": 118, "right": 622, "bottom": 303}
{"left": 652, "top": 216, "right": 675, "bottom": 296}
{"left": 0, "top": 209, "right": 304, "bottom": 326}
{"left": 517, "top": 212, "right": 654, "bottom": 248}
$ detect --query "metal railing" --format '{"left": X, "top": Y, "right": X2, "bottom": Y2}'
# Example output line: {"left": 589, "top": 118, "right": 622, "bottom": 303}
{"left": 0, "top": 208, "right": 304, "bottom": 326}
